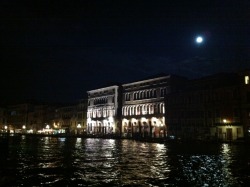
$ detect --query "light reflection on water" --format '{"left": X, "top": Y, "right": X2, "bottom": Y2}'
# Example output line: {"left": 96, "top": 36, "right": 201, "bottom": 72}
{"left": 0, "top": 136, "right": 250, "bottom": 186}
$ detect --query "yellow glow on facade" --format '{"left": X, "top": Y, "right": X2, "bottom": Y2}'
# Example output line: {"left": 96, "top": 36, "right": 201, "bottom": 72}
{"left": 131, "top": 118, "right": 137, "bottom": 122}
{"left": 77, "top": 124, "right": 81, "bottom": 128}
{"left": 245, "top": 76, "right": 249, "bottom": 84}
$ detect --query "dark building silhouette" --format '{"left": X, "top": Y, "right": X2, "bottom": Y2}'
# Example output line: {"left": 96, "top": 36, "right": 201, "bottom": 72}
{"left": 165, "top": 70, "right": 250, "bottom": 141}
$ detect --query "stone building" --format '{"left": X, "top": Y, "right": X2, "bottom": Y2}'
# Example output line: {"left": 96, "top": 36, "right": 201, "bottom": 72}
{"left": 6, "top": 103, "right": 31, "bottom": 133}
{"left": 75, "top": 99, "right": 88, "bottom": 134}
{"left": 28, "top": 104, "right": 56, "bottom": 133}
{"left": 238, "top": 70, "right": 250, "bottom": 140}
{"left": 165, "top": 72, "right": 250, "bottom": 141}
{"left": 4, "top": 103, "right": 57, "bottom": 134}
{"left": 53, "top": 104, "right": 77, "bottom": 134}
{"left": 0, "top": 107, "right": 7, "bottom": 132}
{"left": 121, "top": 74, "right": 186, "bottom": 138}
{"left": 87, "top": 85, "right": 122, "bottom": 135}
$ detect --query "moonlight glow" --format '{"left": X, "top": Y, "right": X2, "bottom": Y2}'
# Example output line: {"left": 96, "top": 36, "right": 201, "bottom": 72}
{"left": 196, "top": 36, "right": 203, "bottom": 44}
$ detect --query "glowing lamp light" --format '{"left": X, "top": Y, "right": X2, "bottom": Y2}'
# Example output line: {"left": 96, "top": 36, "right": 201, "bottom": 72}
{"left": 77, "top": 124, "right": 81, "bottom": 128}
{"left": 22, "top": 125, "right": 26, "bottom": 129}
{"left": 223, "top": 119, "right": 227, "bottom": 123}
{"left": 4, "top": 125, "right": 7, "bottom": 130}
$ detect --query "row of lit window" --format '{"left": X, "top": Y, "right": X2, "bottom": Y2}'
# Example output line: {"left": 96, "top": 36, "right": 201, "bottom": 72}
{"left": 124, "top": 88, "right": 167, "bottom": 101}
{"left": 87, "top": 109, "right": 115, "bottom": 118}
{"left": 88, "top": 97, "right": 115, "bottom": 106}
{"left": 122, "top": 103, "right": 165, "bottom": 116}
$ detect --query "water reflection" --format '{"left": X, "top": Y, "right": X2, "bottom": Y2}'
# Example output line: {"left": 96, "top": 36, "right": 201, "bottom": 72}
{"left": 0, "top": 137, "right": 250, "bottom": 186}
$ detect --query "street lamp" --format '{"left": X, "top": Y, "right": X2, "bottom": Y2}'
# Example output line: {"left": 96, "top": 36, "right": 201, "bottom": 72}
{"left": 77, "top": 123, "right": 81, "bottom": 135}
{"left": 45, "top": 124, "right": 50, "bottom": 134}
{"left": 22, "top": 125, "right": 26, "bottom": 134}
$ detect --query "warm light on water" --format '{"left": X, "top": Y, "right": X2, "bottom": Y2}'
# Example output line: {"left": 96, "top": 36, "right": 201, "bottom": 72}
{"left": 1, "top": 135, "right": 250, "bottom": 186}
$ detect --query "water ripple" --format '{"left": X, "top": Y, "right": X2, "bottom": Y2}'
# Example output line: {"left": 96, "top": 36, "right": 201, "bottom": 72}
{"left": 1, "top": 137, "right": 250, "bottom": 186}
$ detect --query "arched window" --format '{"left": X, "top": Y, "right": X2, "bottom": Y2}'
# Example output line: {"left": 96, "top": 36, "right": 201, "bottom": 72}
{"left": 150, "top": 90, "right": 153, "bottom": 98}
{"left": 154, "top": 104, "right": 158, "bottom": 114}
{"left": 142, "top": 105, "right": 146, "bottom": 114}
{"left": 140, "top": 92, "right": 143, "bottom": 100}
{"left": 162, "top": 103, "right": 165, "bottom": 114}
{"left": 136, "top": 106, "right": 140, "bottom": 115}
{"left": 142, "top": 91, "right": 145, "bottom": 99}
{"left": 146, "top": 90, "right": 150, "bottom": 99}
{"left": 129, "top": 107, "right": 132, "bottom": 116}
{"left": 153, "top": 89, "right": 157, "bottom": 98}
{"left": 150, "top": 104, "right": 154, "bottom": 114}
{"left": 103, "top": 108, "right": 106, "bottom": 117}
{"left": 157, "top": 104, "right": 161, "bottom": 114}
{"left": 147, "top": 105, "right": 150, "bottom": 114}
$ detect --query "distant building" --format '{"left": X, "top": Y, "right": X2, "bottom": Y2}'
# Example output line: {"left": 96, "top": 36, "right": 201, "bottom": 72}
{"left": 121, "top": 74, "right": 187, "bottom": 138}
{"left": 28, "top": 104, "right": 56, "bottom": 133}
{"left": 5, "top": 103, "right": 57, "bottom": 134}
{"left": 87, "top": 85, "right": 122, "bottom": 135}
{"left": 165, "top": 71, "right": 250, "bottom": 141}
{"left": 75, "top": 99, "right": 88, "bottom": 134}
{"left": 6, "top": 103, "right": 31, "bottom": 133}
{"left": 238, "top": 70, "right": 250, "bottom": 140}
{"left": 54, "top": 105, "right": 77, "bottom": 134}
{"left": 0, "top": 107, "right": 7, "bottom": 132}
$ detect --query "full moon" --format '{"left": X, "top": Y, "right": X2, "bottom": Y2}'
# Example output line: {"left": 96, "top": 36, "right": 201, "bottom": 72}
{"left": 196, "top": 36, "right": 203, "bottom": 43}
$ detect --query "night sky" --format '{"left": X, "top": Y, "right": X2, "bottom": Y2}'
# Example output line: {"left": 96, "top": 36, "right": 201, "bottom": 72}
{"left": 1, "top": 0, "right": 249, "bottom": 105}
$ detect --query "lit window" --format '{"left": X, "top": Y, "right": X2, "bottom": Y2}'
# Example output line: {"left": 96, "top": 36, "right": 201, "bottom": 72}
{"left": 245, "top": 76, "right": 249, "bottom": 84}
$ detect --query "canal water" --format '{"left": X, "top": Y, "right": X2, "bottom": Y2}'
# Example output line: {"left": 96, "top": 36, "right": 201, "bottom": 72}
{"left": 0, "top": 135, "right": 250, "bottom": 186}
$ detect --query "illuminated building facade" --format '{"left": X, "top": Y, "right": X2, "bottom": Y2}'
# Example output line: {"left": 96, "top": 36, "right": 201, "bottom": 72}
{"left": 87, "top": 85, "right": 122, "bottom": 135}
{"left": 165, "top": 71, "right": 250, "bottom": 141}
{"left": 121, "top": 74, "right": 186, "bottom": 138}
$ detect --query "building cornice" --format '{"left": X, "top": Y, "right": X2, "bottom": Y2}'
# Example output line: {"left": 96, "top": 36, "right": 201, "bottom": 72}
{"left": 87, "top": 85, "right": 119, "bottom": 94}
{"left": 122, "top": 75, "right": 171, "bottom": 87}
